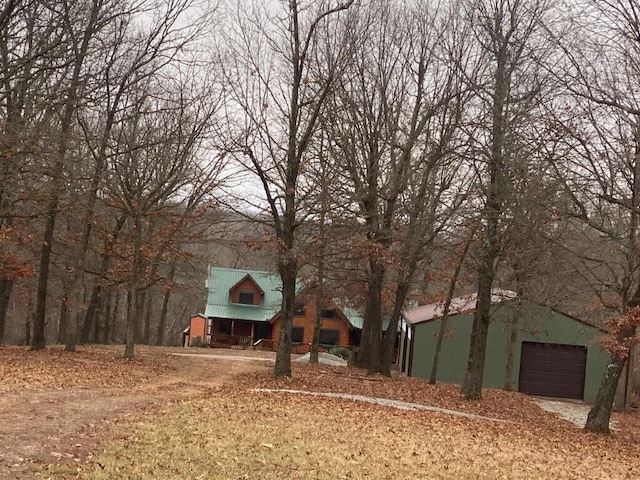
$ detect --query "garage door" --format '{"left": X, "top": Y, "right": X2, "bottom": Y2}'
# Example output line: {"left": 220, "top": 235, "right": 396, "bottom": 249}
{"left": 518, "top": 342, "right": 587, "bottom": 400}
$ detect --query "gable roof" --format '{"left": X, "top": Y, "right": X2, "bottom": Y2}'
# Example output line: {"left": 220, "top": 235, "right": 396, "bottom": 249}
{"left": 341, "top": 306, "right": 364, "bottom": 329}
{"left": 402, "top": 289, "right": 517, "bottom": 325}
{"left": 204, "top": 266, "right": 393, "bottom": 330}
{"left": 338, "top": 305, "right": 396, "bottom": 331}
{"left": 229, "top": 273, "right": 265, "bottom": 294}
{"left": 204, "top": 267, "right": 284, "bottom": 322}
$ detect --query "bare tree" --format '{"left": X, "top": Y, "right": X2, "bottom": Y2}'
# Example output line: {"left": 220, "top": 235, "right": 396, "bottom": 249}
{"left": 31, "top": 0, "right": 119, "bottom": 350}
{"left": 324, "top": 0, "right": 471, "bottom": 374}
{"left": 460, "top": 0, "right": 555, "bottom": 400}
{"left": 61, "top": 0, "right": 210, "bottom": 352}
{"left": 548, "top": 0, "right": 640, "bottom": 432}
{"left": 218, "top": 0, "right": 355, "bottom": 378}
{"left": 0, "top": 0, "right": 69, "bottom": 343}
{"left": 105, "top": 70, "right": 224, "bottom": 358}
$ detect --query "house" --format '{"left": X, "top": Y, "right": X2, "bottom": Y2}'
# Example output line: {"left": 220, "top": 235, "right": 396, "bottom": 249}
{"left": 203, "top": 267, "right": 283, "bottom": 348}
{"left": 185, "top": 266, "right": 362, "bottom": 352}
{"left": 399, "top": 290, "right": 612, "bottom": 403}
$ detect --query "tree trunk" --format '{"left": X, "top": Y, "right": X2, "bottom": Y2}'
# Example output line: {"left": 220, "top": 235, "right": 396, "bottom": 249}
{"left": 274, "top": 255, "right": 297, "bottom": 377}
{"left": 124, "top": 215, "right": 144, "bottom": 358}
{"left": 124, "top": 289, "right": 136, "bottom": 358}
{"left": 585, "top": 355, "right": 627, "bottom": 434}
{"left": 156, "top": 260, "right": 176, "bottom": 346}
{"left": 378, "top": 282, "right": 409, "bottom": 376}
{"left": 585, "top": 323, "right": 636, "bottom": 433}
{"left": 504, "top": 297, "right": 522, "bottom": 390}
{"left": 430, "top": 309, "right": 451, "bottom": 385}
{"left": 65, "top": 270, "right": 82, "bottom": 352}
{"left": 142, "top": 288, "right": 153, "bottom": 345}
{"left": 461, "top": 18, "right": 508, "bottom": 399}
{"left": 25, "top": 314, "right": 31, "bottom": 346}
{"left": 57, "top": 290, "right": 69, "bottom": 344}
{"left": 0, "top": 277, "right": 13, "bottom": 343}
{"left": 356, "top": 259, "right": 384, "bottom": 373}
{"left": 102, "top": 290, "right": 113, "bottom": 344}
{"left": 430, "top": 235, "right": 472, "bottom": 384}
{"left": 462, "top": 280, "right": 492, "bottom": 400}
{"left": 310, "top": 288, "right": 322, "bottom": 364}
{"left": 80, "top": 284, "right": 100, "bottom": 343}
{"left": 155, "top": 289, "right": 170, "bottom": 346}
{"left": 134, "top": 288, "right": 145, "bottom": 344}
{"left": 32, "top": 204, "right": 58, "bottom": 350}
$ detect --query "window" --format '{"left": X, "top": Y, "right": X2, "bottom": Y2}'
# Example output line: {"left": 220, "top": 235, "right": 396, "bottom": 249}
{"left": 218, "top": 319, "right": 232, "bottom": 335}
{"left": 320, "top": 308, "right": 337, "bottom": 319}
{"left": 294, "top": 303, "right": 306, "bottom": 316}
{"left": 319, "top": 328, "right": 340, "bottom": 346}
{"left": 238, "top": 291, "right": 254, "bottom": 305}
{"left": 292, "top": 326, "right": 304, "bottom": 343}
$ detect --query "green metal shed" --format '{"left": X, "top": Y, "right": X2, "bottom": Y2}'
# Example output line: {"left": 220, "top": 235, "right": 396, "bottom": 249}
{"left": 399, "top": 292, "right": 611, "bottom": 403}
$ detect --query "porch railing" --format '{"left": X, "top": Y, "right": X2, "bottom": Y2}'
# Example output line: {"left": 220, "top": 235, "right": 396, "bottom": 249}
{"left": 210, "top": 334, "right": 252, "bottom": 349}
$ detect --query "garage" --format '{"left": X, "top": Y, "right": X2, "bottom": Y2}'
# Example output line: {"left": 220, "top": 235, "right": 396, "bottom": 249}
{"left": 401, "top": 295, "right": 611, "bottom": 402}
{"left": 518, "top": 341, "right": 587, "bottom": 400}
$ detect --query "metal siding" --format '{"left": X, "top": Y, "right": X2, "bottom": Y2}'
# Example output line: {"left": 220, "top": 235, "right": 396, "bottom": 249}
{"left": 409, "top": 299, "right": 611, "bottom": 402}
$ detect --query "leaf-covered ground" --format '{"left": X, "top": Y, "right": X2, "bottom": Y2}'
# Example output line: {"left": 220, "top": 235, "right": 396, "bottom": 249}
{"left": 1, "top": 346, "right": 638, "bottom": 479}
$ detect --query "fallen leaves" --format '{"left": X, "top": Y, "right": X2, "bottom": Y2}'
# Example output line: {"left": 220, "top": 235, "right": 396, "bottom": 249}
{"left": 1, "top": 347, "right": 639, "bottom": 480}
{"left": 78, "top": 392, "right": 640, "bottom": 480}
{"left": 0, "top": 345, "right": 168, "bottom": 390}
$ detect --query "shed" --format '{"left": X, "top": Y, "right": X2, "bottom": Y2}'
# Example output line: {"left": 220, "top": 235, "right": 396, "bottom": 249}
{"left": 399, "top": 292, "right": 611, "bottom": 403}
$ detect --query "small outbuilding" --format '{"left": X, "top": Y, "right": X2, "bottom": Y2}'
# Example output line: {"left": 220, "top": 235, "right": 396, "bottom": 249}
{"left": 399, "top": 290, "right": 611, "bottom": 403}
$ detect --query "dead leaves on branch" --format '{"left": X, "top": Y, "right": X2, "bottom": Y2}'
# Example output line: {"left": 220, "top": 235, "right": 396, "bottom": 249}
{"left": 601, "top": 306, "right": 640, "bottom": 359}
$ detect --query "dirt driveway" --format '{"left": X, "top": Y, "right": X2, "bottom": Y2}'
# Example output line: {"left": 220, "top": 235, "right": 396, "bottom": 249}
{"left": 0, "top": 346, "right": 272, "bottom": 479}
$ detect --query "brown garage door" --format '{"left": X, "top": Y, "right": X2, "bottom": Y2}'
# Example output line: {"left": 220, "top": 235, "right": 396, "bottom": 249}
{"left": 518, "top": 342, "right": 587, "bottom": 400}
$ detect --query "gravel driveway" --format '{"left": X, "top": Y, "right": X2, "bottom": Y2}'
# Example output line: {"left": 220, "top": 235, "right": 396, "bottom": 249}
{"left": 534, "top": 398, "right": 618, "bottom": 430}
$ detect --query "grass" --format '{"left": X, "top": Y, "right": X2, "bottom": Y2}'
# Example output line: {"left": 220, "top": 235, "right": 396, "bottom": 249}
{"left": 45, "top": 390, "right": 639, "bottom": 480}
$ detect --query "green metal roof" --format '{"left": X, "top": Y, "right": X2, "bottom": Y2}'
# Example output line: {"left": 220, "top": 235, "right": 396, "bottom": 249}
{"left": 204, "top": 267, "right": 283, "bottom": 321}
{"left": 341, "top": 306, "right": 364, "bottom": 329}
{"left": 340, "top": 306, "right": 394, "bottom": 331}
{"left": 204, "top": 266, "right": 375, "bottom": 329}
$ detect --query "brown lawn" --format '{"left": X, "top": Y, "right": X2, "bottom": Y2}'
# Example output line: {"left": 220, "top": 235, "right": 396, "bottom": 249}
{"left": 0, "top": 345, "right": 638, "bottom": 479}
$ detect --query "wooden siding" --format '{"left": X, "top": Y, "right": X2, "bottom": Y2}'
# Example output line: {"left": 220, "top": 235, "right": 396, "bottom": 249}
{"left": 271, "top": 300, "right": 353, "bottom": 350}
{"left": 229, "top": 278, "right": 263, "bottom": 305}
{"left": 188, "top": 315, "right": 207, "bottom": 346}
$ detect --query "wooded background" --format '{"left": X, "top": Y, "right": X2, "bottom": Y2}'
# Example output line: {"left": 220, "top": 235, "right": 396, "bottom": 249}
{"left": 1, "top": 0, "right": 638, "bottom": 389}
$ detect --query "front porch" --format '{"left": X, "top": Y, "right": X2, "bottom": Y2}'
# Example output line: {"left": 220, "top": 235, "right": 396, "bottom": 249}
{"left": 209, "top": 318, "right": 271, "bottom": 349}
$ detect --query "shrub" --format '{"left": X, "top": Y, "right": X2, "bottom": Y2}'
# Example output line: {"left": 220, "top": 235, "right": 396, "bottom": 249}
{"left": 328, "top": 346, "right": 352, "bottom": 362}
{"left": 191, "top": 336, "right": 209, "bottom": 348}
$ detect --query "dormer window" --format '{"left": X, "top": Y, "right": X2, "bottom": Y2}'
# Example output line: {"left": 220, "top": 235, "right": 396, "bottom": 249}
{"left": 238, "top": 291, "right": 255, "bottom": 305}
{"left": 229, "top": 274, "right": 264, "bottom": 306}
{"left": 294, "top": 303, "right": 305, "bottom": 316}
{"left": 321, "top": 308, "right": 337, "bottom": 319}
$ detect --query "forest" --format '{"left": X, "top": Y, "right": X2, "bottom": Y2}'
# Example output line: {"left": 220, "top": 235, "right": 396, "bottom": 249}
{"left": 1, "top": 0, "right": 640, "bottom": 433}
